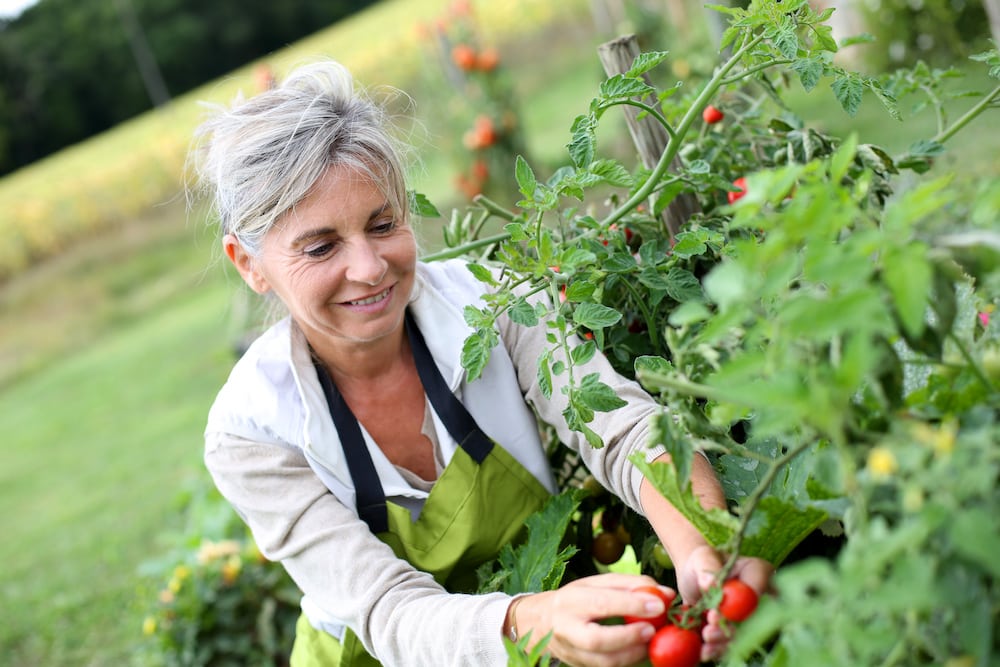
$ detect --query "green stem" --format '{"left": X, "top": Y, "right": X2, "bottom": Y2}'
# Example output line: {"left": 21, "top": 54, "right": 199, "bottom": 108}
{"left": 598, "top": 99, "right": 677, "bottom": 141}
{"left": 420, "top": 231, "right": 512, "bottom": 262}
{"left": 718, "top": 59, "right": 792, "bottom": 86}
{"left": 719, "top": 439, "right": 815, "bottom": 578}
{"left": 473, "top": 193, "right": 519, "bottom": 222}
{"left": 600, "top": 34, "right": 765, "bottom": 228}
{"left": 932, "top": 82, "right": 1000, "bottom": 145}
{"left": 621, "top": 277, "right": 664, "bottom": 356}
{"left": 946, "top": 331, "right": 997, "bottom": 392}
{"left": 636, "top": 370, "right": 746, "bottom": 406}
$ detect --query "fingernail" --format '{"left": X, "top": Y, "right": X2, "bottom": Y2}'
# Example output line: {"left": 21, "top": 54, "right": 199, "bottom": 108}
{"left": 646, "top": 599, "right": 665, "bottom": 613}
{"left": 640, "top": 625, "right": 655, "bottom": 641}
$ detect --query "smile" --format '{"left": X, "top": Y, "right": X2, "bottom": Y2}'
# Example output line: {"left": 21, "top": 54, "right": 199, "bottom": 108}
{"left": 347, "top": 287, "right": 391, "bottom": 306}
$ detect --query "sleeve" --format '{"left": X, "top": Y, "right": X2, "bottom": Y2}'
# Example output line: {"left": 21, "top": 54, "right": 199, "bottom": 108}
{"left": 494, "top": 292, "right": 668, "bottom": 516}
{"left": 204, "top": 432, "right": 513, "bottom": 667}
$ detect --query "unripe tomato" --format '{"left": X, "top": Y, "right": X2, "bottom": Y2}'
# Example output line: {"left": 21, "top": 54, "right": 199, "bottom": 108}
{"left": 702, "top": 104, "right": 724, "bottom": 124}
{"left": 648, "top": 624, "right": 702, "bottom": 667}
{"left": 727, "top": 177, "right": 748, "bottom": 204}
{"left": 719, "top": 579, "right": 758, "bottom": 622}
{"left": 623, "top": 585, "right": 675, "bottom": 629}
{"left": 591, "top": 531, "right": 626, "bottom": 564}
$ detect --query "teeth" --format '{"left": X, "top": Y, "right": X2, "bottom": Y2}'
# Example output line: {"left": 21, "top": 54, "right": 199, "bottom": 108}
{"left": 349, "top": 288, "right": 390, "bottom": 306}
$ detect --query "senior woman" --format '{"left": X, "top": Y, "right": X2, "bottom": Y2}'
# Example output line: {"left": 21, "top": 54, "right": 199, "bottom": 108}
{"left": 194, "top": 60, "right": 771, "bottom": 667}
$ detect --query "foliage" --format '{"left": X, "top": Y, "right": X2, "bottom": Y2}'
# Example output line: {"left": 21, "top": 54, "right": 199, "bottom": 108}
{"left": 137, "top": 479, "right": 301, "bottom": 667}
{"left": 423, "top": 0, "right": 1000, "bottom": 664}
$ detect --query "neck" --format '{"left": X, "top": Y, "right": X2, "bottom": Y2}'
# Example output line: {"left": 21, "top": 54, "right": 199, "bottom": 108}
{"left": 308, "top": 320, "right": 410, "bottom": 385}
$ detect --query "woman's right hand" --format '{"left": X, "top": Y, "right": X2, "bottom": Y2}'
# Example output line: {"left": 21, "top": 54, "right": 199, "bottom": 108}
{"left": 509, "top": 573, "right": 674, "bottom": 667}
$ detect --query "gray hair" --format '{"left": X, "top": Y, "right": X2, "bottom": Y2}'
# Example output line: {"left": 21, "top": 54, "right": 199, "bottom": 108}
{"left": 192, "top": 60, "right": 409, "bottom": 256}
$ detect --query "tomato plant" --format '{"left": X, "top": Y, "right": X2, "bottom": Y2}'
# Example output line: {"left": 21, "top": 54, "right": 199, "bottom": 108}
{"left": 590, "top": 530, "right": 626, "bottom": 565}
{"left": 647, "top": 624, "right": 702, "bottom": 667}
{"left": 457, "top": 2, "right": 999, "bottom": 666}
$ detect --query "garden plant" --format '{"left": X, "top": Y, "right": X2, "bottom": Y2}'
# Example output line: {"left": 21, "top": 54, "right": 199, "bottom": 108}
{"left": 419, "top": 1, "right": 999, "bottom": 665}
{"left": 138, "top": 0, "right": 999, "bottom": 664}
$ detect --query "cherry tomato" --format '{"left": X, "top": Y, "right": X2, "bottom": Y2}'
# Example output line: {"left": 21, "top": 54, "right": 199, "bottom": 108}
{"left": 727, "top": 176, "right": 748, "bottom": 204}
{"left": 702, "top": 104, "right": 724, "bottom": 124}
{"left": 647, "top": 624, "right": 702, "bottom": 667}
{"left": 622, "top": 585, "right": 675, "bottom": 629}
{"left": 719, "top": 579, "right": 759, "bottom": 622}
{"left": 451, "top": 44, "right": 477, "bottom": 70}
{"left": 590, "top": 531, "right": 626, "bottom": 564}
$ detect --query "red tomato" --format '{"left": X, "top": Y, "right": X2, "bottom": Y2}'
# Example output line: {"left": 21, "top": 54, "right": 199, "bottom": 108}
{"left": 719, "top": 579, "right": 759, "bottom": 622}
{"left": 451, "top": 44, "right": 477, "bottom": 70}
{"left": 648, "top": 624, "right": 702, "bottom": 667}
{"left": 623, "top": 585, "right": 675, "bottom": 629}
{"left": 702, "top": 104, "right": 724, "bottom": 124}
{"left": 727, "top": 177, "right": 748, "bottom": 204}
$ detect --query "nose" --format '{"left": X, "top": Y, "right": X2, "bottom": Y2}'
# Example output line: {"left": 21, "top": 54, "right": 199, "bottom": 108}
{"left": 343, "top": 237, "right": 388, "bottom": 285}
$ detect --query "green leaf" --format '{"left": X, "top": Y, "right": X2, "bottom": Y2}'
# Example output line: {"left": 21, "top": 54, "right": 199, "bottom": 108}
{"left": 634, "top": 355, "right": 673, "bottom": 378}
{"left": 882, "top": 243, "right": 932, "bottom": 341}
{"left": 407, "top": 190, "right": 440, "bottom": 218}
{"left": 627, "top": 50, "right": 670, "bottom": 76}
{"left": 465, "top": 262, "right": 498, "bottom": 286}
{"left": 508, "top": 297, "right": 539, "bottom": 327}
{"left": 573, "top": 302, "right": 622, "bottom": 329}
{"left": 537, "top": 350, "right": 553, "bottom": 400}
{"left": 589, "top": 159, "right": 634, "bottom": 187}
{"left": 769, "top": 20, "right": 800, "bottom": 60}
{"left": 598, "top": 74, "right": 654, "bottom": 103}
{"left": 740, "top": 497, "right": 828, "bottom": 565}
{"left": 461, "top": 328, "right": 498, "bottom": 382}
{"left": 570, "top": 340, "right": 597, "bottom": 366}
{"left": 828, "top": 133, "right": 857, "bottom": 182}
{"left": 831, "top": 73, "right": 864, "bottom": 116}
{"left": 567, "top": 114, "right": 597, "bottom": 168}
{"left": 864, "top": 78, "right": 901, "bottom": 120}
{"left": 671, "top": 232, "right": 708, "bottom": 259}
{"left": 577, "top": 372, "right": 627, "bottom": 412}
{"left": 514, "top": 155, "right": 537, "bottom": 200}
{"left": 633, "top": 455, "right": 738, "bottom": 547}
{"left": 496, "top": 490, "right": 582, "bottom": 594}
{"left": 663, "top": 267, "right": 703, "bottom": 303}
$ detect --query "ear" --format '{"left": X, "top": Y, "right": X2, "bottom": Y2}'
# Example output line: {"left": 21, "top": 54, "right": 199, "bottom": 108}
{"left": 223, "top": 234, "right": 271, "bottom": 294}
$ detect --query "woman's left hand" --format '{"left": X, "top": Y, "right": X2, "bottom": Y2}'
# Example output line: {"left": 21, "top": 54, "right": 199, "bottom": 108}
{"left": 676, "top": 545, "right": 774, "bottom": 662}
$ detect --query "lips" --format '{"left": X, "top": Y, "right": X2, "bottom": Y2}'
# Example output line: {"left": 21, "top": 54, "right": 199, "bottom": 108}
{"left": 344, "top": 286, "right": 391, "bottom": 306}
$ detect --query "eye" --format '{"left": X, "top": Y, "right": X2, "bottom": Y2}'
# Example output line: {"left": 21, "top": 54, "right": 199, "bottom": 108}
{"left": 303, "top": 240, "right": 337, "bottom": 258}
{"left": 370, "top": 217, "right": 397, "bottom": 235}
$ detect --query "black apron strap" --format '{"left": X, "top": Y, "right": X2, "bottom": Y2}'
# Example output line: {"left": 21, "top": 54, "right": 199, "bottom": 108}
{"left": 313, "top": 358, "right": 389, "bottom": 534}
{"left": 312, "top": 311, "right": 494, "bottom": 533}
{"left": 405, "top": 311, "right": 494, "bottom": 463}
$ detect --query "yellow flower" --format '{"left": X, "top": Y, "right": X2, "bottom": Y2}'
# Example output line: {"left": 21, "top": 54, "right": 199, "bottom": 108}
{"left": 173, "top": 564, "right": 191, "bottom": 581}
{"left": 221, "top": 554, "right": 243, "bottom": 585}
{"left": 867, "top": 446, "right": 898, "bottom": 478}
{"left": 168, "top": 577, "right": 182, "bottom": 594}
{"left": 142, "top": 616, "right": 157, "bottom": 636}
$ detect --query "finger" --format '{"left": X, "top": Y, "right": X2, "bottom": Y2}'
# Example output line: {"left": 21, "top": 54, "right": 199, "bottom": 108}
{"left": 730, "top": 557, "right": 775, "bottom": 595}
{"left": 552, "top": 622, "right": 653, "bottom": 667}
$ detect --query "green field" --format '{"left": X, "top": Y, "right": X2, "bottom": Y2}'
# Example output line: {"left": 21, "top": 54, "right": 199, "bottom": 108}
{"left": 1, "top": 0, "right": 997, "bottom": 664}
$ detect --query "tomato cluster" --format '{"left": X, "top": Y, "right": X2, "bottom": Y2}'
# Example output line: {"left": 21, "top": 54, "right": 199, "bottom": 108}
{"left": 626, "top": 579, "right": 759, "bottom": 667}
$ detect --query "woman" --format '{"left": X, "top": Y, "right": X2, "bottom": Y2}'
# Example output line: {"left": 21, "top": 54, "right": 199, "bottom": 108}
{"left": 194, "top": 60, "right": 771, "bottom": 667}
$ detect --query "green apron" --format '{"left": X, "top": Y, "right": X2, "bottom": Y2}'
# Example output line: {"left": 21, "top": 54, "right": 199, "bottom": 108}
{"left": 290, "top": 312, "right": 551, "bottom": 667}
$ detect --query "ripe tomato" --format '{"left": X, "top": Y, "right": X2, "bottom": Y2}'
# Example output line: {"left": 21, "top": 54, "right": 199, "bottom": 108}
{"left": 623, "top": 585, "right": 675, "bottom": 629}
{"left": 702, "top": 104, "right": 724, "bottom": 124}
{"left": 451, "top": 44, "right": 477, "bottom": 70}
{"left": 647, "top": 624, "right": 702, "bottom": 667}
{"left": 719, "top": 579, "right": 758, "bottom": 622}
{"left": 727, "top": 176, "right": 748, "bottom": 204}
{"left": 590, "top": 531, "right": 626, "bottom": 564}
{"left": 476, "top": 47, "right": 500, "bottom": 71}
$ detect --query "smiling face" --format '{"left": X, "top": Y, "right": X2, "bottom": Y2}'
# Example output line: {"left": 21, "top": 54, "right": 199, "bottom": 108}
{"left": 225, "top": 164, "right": 417, "bottom": 359}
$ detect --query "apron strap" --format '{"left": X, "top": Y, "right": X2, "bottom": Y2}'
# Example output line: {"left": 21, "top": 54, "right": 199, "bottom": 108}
{"left": 405, "top": 311, "right": 493, "bottom": 464}
{"left": 314, "top": 358, "right": 390, "bottom": 534}
{"left": 312, "top": 311, "right": 494, "bottom": 534}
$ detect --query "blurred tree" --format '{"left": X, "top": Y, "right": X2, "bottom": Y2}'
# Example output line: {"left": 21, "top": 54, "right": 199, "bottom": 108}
{"left": 0, "top": 0, "right": 373, "bottom": 176}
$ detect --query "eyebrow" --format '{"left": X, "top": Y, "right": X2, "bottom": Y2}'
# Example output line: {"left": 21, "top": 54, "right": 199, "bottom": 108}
{"left": 290, "top": 204, "right": 391, "bottom": 247}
